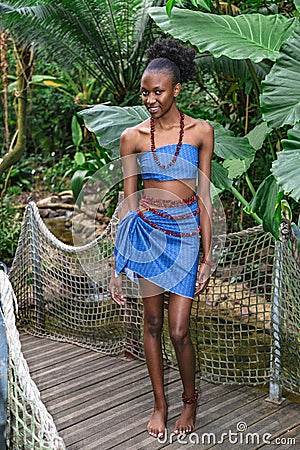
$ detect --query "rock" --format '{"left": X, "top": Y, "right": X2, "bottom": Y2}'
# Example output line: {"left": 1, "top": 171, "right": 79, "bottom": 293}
{"left": 37, "top": 196, "right": 60, "bottom": 207}
{"left": 58, "top": 190, "right": 73, "bottom": 197}
{"left": 39, "top": 208, "right": 52, "bottom": 218}
{"left": 59, "top": 195, "right": 74, "bottom": 205}
{"left": 56, "top": 208, "right": 70, "bottom": 216}
{"left": 47, "top": 210, "right": 60, "bottom": 218}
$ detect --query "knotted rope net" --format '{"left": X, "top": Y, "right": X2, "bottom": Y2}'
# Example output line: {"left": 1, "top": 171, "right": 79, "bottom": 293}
{"left": 0, "top": 270, "right": 65, "bottom": 449}
{"left": 9, "top": 201, "right": 300, "bottom": 396}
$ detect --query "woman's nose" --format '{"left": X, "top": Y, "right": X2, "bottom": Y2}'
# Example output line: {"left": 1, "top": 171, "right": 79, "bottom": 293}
{"left": 146, "top": 93, "right": 156, "bottom": 104}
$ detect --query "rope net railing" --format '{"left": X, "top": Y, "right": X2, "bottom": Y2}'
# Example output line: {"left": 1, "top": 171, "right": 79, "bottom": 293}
{"left": 9, "top": 201, "right": 300, "bottom": 396}
{"left": 0, "top": 270, "right": 65, "bottom": 449}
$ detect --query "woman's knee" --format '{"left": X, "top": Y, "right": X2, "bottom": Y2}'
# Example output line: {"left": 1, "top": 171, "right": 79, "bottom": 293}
{"left": 169, "top": 325, "right": 190, "bottom": 348}
{"left": 144, "top": 313, "right": 163, "bottom": 338}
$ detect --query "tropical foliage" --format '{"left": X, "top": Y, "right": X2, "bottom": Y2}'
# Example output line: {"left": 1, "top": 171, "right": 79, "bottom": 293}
{"left": 0, "top": 0, "right": 163, "bottom": 190}
{"left": 153, "top": 2, "right": 300, "bottom": 237}
{"left": 78, "top": 0, "right": 300, "bottom": 239}
{"left": 0, "top": 193, "right": 22, "bottom": 262}
{"left": 0, "top": 0, "right": 299, "bottom": 247}
{"left": 0, "top": 0, "right": 163, "bottom": 103}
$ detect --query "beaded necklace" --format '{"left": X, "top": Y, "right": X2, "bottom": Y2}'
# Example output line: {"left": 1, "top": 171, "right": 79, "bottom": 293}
{"left": 150, "top": 109, "right": 185, "bottom": 169}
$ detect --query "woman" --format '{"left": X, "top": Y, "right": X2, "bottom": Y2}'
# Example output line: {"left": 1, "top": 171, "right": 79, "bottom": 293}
{"left": 110, "top": 38, "right": 214, "bottom": 438}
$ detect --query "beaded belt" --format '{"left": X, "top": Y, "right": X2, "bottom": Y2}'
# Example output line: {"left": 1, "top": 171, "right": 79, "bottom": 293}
{"left": 137, "top": 194, "right": 201, "bottom": 237}
{"left": 139, "top": 193, "right": 197, "bottom": 209}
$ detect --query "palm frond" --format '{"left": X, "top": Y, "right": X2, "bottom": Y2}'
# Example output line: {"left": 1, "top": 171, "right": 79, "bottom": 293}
{"left": 0, "top": 0, "right": 163, "bottom": 99}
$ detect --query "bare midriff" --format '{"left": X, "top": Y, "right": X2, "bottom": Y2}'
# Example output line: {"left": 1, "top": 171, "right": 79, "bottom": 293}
{"left": 142, "top": 179, "right": 196, "bottom": 207}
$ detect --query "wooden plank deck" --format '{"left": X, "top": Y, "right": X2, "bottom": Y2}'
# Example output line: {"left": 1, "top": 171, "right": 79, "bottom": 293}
{"left": 20, "top": 333, "right": 300, "bottom": 450}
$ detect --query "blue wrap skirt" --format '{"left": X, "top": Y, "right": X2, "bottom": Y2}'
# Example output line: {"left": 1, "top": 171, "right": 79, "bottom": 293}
{"left": 114, "top": 197, "right": 200, "bottom": 299}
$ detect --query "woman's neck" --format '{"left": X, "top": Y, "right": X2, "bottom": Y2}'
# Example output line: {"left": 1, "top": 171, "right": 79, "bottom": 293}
{"left": 153, "top": 104, "right": 181, "bottom": 131}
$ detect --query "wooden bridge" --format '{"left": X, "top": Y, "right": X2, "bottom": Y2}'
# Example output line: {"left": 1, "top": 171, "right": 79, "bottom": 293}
{"left": 21, "top": 332, "right": 300, "bottom": 450}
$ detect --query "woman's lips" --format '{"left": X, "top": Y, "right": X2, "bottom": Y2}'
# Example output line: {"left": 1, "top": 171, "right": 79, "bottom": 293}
{"left": 148, "top": 107, "right": 160, "bottom": 114}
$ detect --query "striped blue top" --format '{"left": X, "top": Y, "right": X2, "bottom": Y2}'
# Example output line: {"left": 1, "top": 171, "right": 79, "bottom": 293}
{"left": 139, "top": 143, "right": 199, "bottom": 181}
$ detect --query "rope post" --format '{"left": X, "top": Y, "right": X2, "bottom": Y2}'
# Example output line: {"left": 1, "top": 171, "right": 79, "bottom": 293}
{"left": 28, "top": 202, "right": 45, "bottom": 333}
{"left": 267, "top": 221, "right": 289, "bottom": 405}
{"left": 0, "top": 263, "right": 8, "bottom": 450}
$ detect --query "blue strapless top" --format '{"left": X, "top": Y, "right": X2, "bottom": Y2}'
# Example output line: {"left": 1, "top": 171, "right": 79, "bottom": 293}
{"left": 138, "top": 143, "right": 198, "bottom": 182}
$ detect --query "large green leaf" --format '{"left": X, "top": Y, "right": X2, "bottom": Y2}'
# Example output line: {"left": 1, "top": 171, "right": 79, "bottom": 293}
{"left": 79, "top": 105, "right": 149, "bottom": 157}
{"left": 148, "top": 7, "right": 296, "bottom": 62}
{"left": 211, "top": 160, "right": 232, "bottom": 193}
{"left": 7, "top": 74, "right": 72, "bottom": 92}
{"left": 215, "top": 121, "right": 270, "bottom": 181}
{"left": 71, "top": 169, "right": 89, "bottom": 203}
{"left": 221, "top": 122, "right": 271, "bottom": 180}
{"left": 71, "top": 115, "right": 83, "bottom": 148}
{"left": 223, "top": 158, "right": 253, "bottom": 180}
{"left": 246, "top": 122, "right": 271, "bottom": 151}
{"left": 271, "top": 122, "right": 300, "bottom": 202}
{"left": 197, "top": 54, "right": 270, "bottom": 86}
{"left": 247, "top": 174, "right": 283, "bottom": 239}
{"left": 211, "top": 122, "right": 256, "bottom": 160}
{"left": 260, "top": 27, "right": 300, "bottom": 129}
{"left": 217, "top": 122, "right": 270, "bottom": 181}
{"left": 80, "top": 105, "right": 258, "bottom": 162}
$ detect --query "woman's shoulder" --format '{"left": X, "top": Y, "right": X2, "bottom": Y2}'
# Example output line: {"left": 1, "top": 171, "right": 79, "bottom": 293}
{"left": 120, "top": 119, "right": 150, "bottom": 154}
{"left": 184, "top": 115, "right": 214, "bottom": 147}
{"left": 186, "top": 115, "right": 213, "bottom": 133}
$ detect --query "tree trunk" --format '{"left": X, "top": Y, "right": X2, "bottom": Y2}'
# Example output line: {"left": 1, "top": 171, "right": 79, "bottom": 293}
{"left": 0, "top": 31, "right": 10, "bottom": 151}
{"left": 0, "top": 43, "right": 33, "bottom": 180}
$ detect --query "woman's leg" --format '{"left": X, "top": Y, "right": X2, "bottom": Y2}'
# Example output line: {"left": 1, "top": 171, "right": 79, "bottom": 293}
{"left": 140, "top": 278, "right": 167, "bottom": 438}
{"left": 168, "top": 293, "right": 197, "bottom": 434}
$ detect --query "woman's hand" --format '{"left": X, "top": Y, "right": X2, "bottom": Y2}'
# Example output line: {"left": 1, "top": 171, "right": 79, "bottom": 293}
{"left": 194, "top": 263, "right": 211, "bottom": 296}
{"left": 109, "top": 271, "right": 126, "bottom": 306}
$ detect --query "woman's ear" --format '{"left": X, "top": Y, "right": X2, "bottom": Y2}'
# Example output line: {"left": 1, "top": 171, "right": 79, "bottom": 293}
{"left": 173, "top": 83, "right": 181, "bottom": 98}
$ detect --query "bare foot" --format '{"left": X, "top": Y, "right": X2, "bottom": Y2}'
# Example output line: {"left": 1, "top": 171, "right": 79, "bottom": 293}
{"left": 147, "top": 403, "right": 168, "bottom": 438}
{"left": 174, "top": 402, "right": 197, "bottom": 434}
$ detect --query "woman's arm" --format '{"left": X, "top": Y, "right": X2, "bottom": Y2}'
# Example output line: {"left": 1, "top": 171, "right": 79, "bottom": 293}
{"left": 110, "top": 127, "right": 139, "bottom": 305}
{"left": 195, "top": 121, "right": 214, "bottom": 295}
{"left": 119, "top": 127, "right": 139, "bottom": 219}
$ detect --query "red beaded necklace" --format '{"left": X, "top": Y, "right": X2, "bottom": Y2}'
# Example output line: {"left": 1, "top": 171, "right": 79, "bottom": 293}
{"left": 150, "top": 109, "right": 185, "bottom": 169}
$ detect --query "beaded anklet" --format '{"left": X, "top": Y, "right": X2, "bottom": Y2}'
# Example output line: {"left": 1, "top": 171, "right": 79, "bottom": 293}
{"left": 182, "top": 388, "right": 199, "bottom": 404}
{"left": 200, "top": 259, "right": 214, "bottom": 268}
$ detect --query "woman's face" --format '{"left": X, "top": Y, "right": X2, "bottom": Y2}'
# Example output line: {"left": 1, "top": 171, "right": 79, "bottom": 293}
{"left": 141, "top": 70, "right": 181, "bottom": 119}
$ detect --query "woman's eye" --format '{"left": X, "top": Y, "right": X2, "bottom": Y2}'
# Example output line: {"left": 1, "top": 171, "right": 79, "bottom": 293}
{"left": 141, "top": 91, "right": 148, "bottom": 96}
{"left": 155, "top": 90, "right": 162, "bottom": 95}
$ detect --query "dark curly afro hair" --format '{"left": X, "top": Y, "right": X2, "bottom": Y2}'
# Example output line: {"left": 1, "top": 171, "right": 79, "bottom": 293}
{"left": 144, "top": 37, "right": 197, "bottom": 84}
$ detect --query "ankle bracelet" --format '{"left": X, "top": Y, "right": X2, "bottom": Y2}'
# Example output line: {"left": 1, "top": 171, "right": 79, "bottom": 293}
{"left": 182, "top": 388, "right": 198, "bottom": 404}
